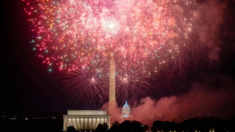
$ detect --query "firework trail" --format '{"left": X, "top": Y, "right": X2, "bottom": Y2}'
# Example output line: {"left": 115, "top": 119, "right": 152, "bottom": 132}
{"left": 115, "top": 56, "right": 151, "bottom": 103}
{"left": 63, "top": 58, "right": 109, "bottom": 107}
{"left": 23, "top": 0, "right": 198, "bottom": 105}
{"left": 63, "top": 55, "right": 151, "bottom": 107}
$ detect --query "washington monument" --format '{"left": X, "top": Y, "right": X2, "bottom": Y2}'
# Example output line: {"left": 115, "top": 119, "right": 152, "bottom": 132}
{"left": 109, "top": 54, "right": 116, "bottom": 114}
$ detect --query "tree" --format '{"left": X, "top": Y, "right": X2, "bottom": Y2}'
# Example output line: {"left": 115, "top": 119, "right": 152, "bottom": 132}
{"left": 108, "top": 121, "right": 119, "bottom": 132}
{"left": 95, "top": 123, "right": 108, "bottom": 132}
{"left": 67, "top": 126, "right": 76, "bottom": 132}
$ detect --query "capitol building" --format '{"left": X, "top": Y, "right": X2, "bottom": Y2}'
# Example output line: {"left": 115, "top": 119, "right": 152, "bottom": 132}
{"left": 121, "top": 101, "right": 132, "bottom": 119}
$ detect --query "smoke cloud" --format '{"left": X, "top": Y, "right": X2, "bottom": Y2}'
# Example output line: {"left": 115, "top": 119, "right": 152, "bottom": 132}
{"left": 131, "top": 80, "right": 235, "bottom": 127}
{"left": 102, "top": 75, "right": 235, "bottom": 127}
{"left": 196, "top": 0, "right": 226, "bottom": 61}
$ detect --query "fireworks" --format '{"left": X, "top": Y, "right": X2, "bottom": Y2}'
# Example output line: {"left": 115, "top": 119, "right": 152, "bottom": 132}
{"left": 63, "top": 59, "right": 109, "bottom": 107}
{"left": 115, "top": 56, "right": 151, "bottom": 103}
{"left": 23, "top": 0, "right": 198, "bottom": 105}
{"left": 23, "top": 0, "right": 193, "bottom": 70}
{"left": 64, "top": 56, "right": 151, "bottom": 106}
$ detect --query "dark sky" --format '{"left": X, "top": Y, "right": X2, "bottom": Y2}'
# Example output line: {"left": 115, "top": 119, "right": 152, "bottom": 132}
{"left": 0, "top": 0, "right": 69, "bottom": 115}
{"left": 0, "top": 0, "right": 235, "bottom": 119}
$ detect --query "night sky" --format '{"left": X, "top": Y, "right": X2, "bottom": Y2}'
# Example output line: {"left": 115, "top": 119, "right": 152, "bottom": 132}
{"left": 0, "top": 0, "right": 69, "bottom": 115}
{"left": 1, "top": 0, "right": 235, "bottom": 121}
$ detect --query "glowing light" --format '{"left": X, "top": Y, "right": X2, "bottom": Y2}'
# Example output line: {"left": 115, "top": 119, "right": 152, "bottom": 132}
{"left": 122, "top": 77, "right": 127, "bottom": 83}
{"left": 91, "top": 77, "right": 95, "bottom": 83}
{"left": 108, "top": 24, "right": 114, "bottom": 29}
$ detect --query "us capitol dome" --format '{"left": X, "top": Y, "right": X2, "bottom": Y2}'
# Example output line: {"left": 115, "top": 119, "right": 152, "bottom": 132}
{"left": 122, "top": 101, "right": 131, "bottom": 118}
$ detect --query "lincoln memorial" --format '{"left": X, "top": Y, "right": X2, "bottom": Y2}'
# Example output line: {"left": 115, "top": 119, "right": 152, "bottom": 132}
{"left": 63, "top": 110, "right": 110, "bottom": 131}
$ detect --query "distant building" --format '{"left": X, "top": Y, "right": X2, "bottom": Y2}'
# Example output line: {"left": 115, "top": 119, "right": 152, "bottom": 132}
{"left": 0, "top": 112, "right": 20, "bottom": 120}
{"left": 1, "top": 112, "right": 7, "bottom": 120}
{"left": 122, "top": 101, "right": 131, "bottom": 118}
{"left": 120, "top": 101, "right": 133, "bottom": 120}
{"left": 30, "top": 113, "right": 62, "bottom": 121}
{"left": 63, "top": 110, "right": 110, "bottom": 132}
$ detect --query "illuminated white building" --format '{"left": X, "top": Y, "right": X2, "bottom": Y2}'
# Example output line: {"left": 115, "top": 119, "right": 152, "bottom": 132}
{"left": 109, "top": 54, "right": 116, "bottom": 115}
{"left": 122, "top": 101, "right": 131, "bottom": 119}
{"left": 63, "top": 110, "right": 110, "bottom": 132}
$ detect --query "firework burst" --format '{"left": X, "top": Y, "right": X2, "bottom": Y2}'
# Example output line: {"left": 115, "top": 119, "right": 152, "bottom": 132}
{"left": 63, "top": 59, "right": 109, "bottom": 107}
{"left": 23, "top": 0, "right": 198, "bottom": 105}
{"left": 115, "top": 56, "right": 151, "bottom": 103}
{"left": 23, "top": 0, "right": 196, "bottom": 70}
